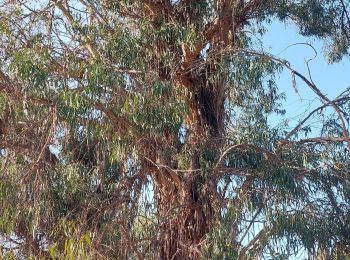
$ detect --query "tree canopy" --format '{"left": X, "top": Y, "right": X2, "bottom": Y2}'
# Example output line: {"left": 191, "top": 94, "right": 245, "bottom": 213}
{"left": 1, "top": 0, "right": 350, "bottom": 259}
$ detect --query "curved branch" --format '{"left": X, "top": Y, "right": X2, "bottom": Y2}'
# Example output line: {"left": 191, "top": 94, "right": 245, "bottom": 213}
{"left": 215, "top": 144, "right": 279, "bottom": 172}
{"left": 284, "top": 96, "right": 350, "bottom": 141}
{"left": 241, "top": 49, "right": 350, "bottom": 152}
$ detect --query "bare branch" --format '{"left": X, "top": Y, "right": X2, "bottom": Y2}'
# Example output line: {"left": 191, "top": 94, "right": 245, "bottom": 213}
{"left": 215, "top": 144, "right": 279, "bottom": 172}
{"left": 284, "top": 96, "right": 350, "bottom": 141}
{"left": 241, "top": 49, "right": 350, "bottom": 152}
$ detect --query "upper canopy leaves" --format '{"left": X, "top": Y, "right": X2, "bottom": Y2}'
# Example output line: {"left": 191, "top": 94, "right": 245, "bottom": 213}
{"left": 0, "top": 0, "right": 350, "bottom": 259}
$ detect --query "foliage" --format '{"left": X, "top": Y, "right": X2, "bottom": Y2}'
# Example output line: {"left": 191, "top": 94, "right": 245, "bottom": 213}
{"left": 0, "top": 0, "right": 350, "bottom": 259}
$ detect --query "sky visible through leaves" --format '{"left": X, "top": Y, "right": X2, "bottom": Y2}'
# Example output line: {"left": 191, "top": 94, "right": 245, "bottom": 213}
{"left": 264, "top": 20, "right": 350, "bottom": 135}
{"left": 262, "top": 20, "right": 350, "bottom": 260}
{"left": 1, "top": 2, "right": 350, "bottom": 257}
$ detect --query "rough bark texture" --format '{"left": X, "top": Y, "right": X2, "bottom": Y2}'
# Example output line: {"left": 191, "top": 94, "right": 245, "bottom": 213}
{"left": 4, "top": 0, "right": 350, "bottom": 259}
{"left": 151, "top": 49, "right": 228, "bottom": 260}
{"left": 146, "top": 2, "right": 240, "bottom": 258}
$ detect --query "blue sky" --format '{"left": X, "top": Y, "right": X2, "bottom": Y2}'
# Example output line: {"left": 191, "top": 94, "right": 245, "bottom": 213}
{"left": 262, "top": 20, "right": 350, "bottom": 132}
{"left": 259, "top": 21, "right": 350, "bottom": 259}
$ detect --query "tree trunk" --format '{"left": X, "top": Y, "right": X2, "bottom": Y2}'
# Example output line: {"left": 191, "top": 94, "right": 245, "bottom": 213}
{"left": 144, "top": 3, "right": 229, "bottom": 257}
{"left": 152, "top": 61, "right": 226, "bottom": 259}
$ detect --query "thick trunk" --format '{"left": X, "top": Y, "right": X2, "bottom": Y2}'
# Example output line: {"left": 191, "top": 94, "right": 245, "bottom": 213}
{"left": 154, "top": 163, "right": 215, "bottom": 259}
{"left": 146, "top": 4, "right": 229, "bottom": 257}
{"left": 152, "top": 62, "right": 225, "bottom": 259}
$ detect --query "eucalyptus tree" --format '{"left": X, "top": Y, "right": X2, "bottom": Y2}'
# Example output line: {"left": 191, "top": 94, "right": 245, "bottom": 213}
{"left": 1, "top": 0, "right": 350, "bottom": 259}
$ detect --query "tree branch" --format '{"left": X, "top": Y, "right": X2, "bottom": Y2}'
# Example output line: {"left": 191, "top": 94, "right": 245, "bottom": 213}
{"left": 284, "top": 96, "right": 350, "bottom": 141}
{"left": 215, "top": 143, "right": 279, "bottom": 172}
{"left": 237, "top": 225, "right": 270, "bottom": 259}
{"left": 241, "top": 49, "right": 350, "bottom": 152}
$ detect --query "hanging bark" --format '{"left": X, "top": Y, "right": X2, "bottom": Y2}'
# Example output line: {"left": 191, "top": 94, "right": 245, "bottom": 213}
{"left": 146, "top": 2, "right": 236, "bottom": 258}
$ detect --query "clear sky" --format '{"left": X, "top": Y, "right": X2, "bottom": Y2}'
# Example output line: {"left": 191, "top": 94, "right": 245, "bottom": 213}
{"left": 262, "top": 20, "right": 350, "bottom": 132}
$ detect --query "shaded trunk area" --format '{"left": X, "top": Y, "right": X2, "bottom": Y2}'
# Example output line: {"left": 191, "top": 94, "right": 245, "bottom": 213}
{"left": 151, "top": 62, "right": 226, "bottom": 259}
